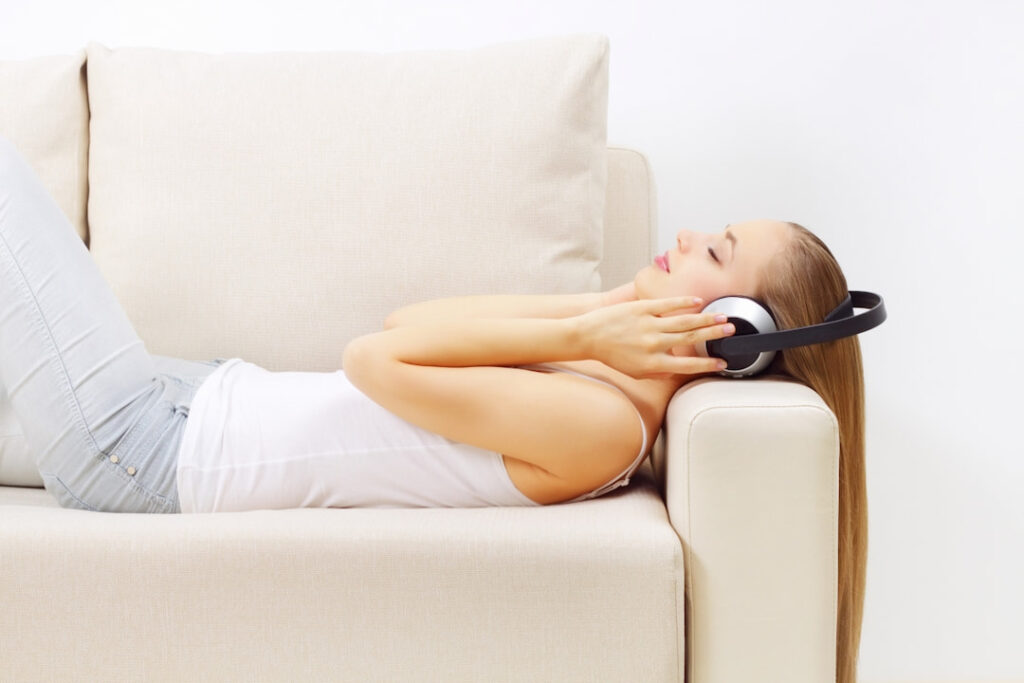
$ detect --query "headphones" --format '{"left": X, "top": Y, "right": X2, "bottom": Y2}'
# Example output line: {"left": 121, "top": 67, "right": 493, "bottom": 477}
{"left": 695, "top": 290, "right": 887, "bottom": 378}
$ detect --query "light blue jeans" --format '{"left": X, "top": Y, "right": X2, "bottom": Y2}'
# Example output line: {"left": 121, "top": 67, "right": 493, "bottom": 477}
{"left": 0, "top": 135, "right": 225, "bottom": 513}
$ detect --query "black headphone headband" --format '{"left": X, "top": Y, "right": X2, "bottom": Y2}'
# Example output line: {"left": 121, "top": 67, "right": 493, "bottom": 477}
{"left": 715, "top": 291, "right": 886, "bottom": 355}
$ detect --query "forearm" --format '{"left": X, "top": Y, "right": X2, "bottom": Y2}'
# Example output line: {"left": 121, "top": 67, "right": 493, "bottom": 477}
{"left": 384, "top": 292, "right": 603, "bottom": 328}
{"left": 344, "top": 316, "right": 588, "bottom": 370}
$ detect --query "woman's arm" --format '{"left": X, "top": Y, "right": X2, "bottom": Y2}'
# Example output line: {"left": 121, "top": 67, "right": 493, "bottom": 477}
{"left": 383, "top": 292, "right": 604, "bottom": 329}
{"left": 346, "top": 294, "right": 726, "bottom": 378}
{"left": 340, "top": 299, "right": 728, "bottom": 500}
{"left": 348, "top": 317, "right": 587, "bottom": 370}
{"left": 342, "top": 316, "right": 640, "bottom": 500}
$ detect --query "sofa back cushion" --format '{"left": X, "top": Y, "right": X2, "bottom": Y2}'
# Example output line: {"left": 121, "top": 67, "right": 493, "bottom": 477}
{"left": 84, "top": 35, "right": 610, "bottom": 372}
{"left": 0, "top": 50, "right": 90, "bottom": 242}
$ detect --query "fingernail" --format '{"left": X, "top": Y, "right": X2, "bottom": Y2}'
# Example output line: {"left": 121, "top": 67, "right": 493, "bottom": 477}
{"left": 723, "top": 323, "right": 735, "bottom": 333}
{"left": 717, "top": 360, "right": 728, "bottom": 369}
{"left": 714, "top": 314, "right": 728, "bottom": 323}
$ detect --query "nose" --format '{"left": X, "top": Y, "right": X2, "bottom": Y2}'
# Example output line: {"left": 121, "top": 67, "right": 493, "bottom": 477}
{"left": 676, "top": 228, "right": 698, "bottom": 253}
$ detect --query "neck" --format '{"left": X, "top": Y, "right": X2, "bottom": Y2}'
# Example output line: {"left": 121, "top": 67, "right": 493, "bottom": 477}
{"left": 639, "top": 371, "right": 707, "bottom": 415}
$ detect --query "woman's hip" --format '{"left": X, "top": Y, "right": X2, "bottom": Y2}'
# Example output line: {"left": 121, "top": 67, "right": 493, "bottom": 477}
{"left": 40, "top": 357, "right": 226, "bottom": 514}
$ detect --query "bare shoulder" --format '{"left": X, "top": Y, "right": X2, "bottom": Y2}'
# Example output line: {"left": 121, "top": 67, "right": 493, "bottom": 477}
{"left": 500, "top": 365, "right": 646, "bottom": 504}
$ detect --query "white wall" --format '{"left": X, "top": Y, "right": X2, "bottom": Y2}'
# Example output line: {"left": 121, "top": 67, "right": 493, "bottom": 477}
{"left": 3, "top": 0, "right": 1021, "bottom": 680}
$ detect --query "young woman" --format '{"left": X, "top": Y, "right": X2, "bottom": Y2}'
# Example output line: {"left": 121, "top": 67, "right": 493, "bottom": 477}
{"left": 0, "top": 135, "right": 865, "bottom": 682}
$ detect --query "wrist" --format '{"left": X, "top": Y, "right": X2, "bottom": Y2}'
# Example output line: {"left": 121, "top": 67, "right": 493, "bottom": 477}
{"left": 569, "top": 309, "right": 597, "bottom": 362}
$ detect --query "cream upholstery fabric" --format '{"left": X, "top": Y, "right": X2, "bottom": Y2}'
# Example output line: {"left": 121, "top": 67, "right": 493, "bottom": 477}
{"left": 84, "top": 36, "right": 609, "bottom": 371}
{"left": 652, "top": 376, "right": 839, "bottom": 682}
{"left": 0, "top": 50, "right": 89, "bottom": 241}
{"left": 2, "top": 462, "right": 687, "bottom": 683}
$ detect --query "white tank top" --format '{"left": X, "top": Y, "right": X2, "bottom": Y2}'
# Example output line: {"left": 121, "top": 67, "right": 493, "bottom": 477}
{"left": 175, "top": 359, "right": 648, "bottom": 513}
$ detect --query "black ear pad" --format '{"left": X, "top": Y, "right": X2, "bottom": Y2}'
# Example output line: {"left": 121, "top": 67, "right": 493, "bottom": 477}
{"left": 706, "top": 316, "right": 764, "bottom": 372}
{"left": 697, "top": 296, "right": 779, "bottom": 378}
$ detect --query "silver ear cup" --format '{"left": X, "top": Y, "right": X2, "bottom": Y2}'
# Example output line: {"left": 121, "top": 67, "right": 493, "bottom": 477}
{"left": 696, "top": 296, "right": 778, "bottom": 378}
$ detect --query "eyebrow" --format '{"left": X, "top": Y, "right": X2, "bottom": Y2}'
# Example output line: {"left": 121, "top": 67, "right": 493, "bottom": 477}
{"left": 725, "top": 225, "right": 737, "bottom": 264}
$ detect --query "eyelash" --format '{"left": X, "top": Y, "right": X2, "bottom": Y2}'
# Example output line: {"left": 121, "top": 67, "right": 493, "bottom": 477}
{"left": 708, "top": 247, "right": 720, "bottom": 264}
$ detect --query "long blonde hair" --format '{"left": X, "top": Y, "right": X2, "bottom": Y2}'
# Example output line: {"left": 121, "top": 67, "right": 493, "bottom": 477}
{"left": 756, "top": 222, "right": 867, "bottom": 683}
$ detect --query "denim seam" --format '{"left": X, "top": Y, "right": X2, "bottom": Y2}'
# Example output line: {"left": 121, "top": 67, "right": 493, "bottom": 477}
{"left": 133, "top": 402, "right": 179, "bottom": 492}
{"left": 0, "top": 229, "right": 109, "bottom": 467}
{"left": 133, "top": 400, "right": 172, "bottom": 463}
{"left": 96, "top": 394, "right": 177, "bottom": 509}
{"left": 133, "top": 396, "right": 190, "bottom": 508}
{"left": 109, "top": 393, "right": 162, "bottom": 464}
{"left": 46, "top": 472, "right": 98, "bottom": 511}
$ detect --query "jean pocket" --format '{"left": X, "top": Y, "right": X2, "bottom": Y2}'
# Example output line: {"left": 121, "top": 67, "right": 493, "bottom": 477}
{"left": 39, "top": 471, "right": 97, "bottom": 511}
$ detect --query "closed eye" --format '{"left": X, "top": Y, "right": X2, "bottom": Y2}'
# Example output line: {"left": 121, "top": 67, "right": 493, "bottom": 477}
{"left": 708, "top": 246, "right": 720, "bottom": 264}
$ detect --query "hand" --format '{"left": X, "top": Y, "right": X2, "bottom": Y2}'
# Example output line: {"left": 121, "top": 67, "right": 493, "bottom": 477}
{"left": 600, "top": 281, "right": 638, "bottom": 307}
{"left": 575, "top": 296, "right": 736, "bottom": 379}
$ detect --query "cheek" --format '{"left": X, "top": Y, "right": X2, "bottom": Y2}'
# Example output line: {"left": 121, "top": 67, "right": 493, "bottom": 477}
{"left": 634, "top": 266, "right": 656, "bottom": 298}
{"left": 678, "top": 274, "right": 732, "bottom": 305}
{"left": 635, "top": 263, "right": 729, "bottom": 302}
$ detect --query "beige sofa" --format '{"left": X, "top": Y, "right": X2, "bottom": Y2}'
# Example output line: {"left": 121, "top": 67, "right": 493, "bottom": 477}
{"left": 0, "top": 37, "right": 839, "bottom": 682}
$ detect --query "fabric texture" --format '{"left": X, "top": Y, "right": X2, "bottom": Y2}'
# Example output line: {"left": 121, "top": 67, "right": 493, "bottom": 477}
{"left": 176, "top": 358, "right": 542, "bottom": 512}
{"left": 0, "top": 50, "right": 89, "bottom": 241}
{"left": 655, "top": 377, "right": 839, "bottom": 681}
{"left": 0, "top": 463, "right": 685, "bottom": 683}
{"left": 83, "top": 36, "right": 610, "bottom": 373}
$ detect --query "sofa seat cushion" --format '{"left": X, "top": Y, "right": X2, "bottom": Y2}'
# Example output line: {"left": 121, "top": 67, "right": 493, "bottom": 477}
{"left": 0, "top": 461, "right": 684, "bottom": 682}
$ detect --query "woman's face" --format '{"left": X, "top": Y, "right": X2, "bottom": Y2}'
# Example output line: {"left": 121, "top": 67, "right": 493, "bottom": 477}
{"left": 635, "top": 219, "right": 794, "bottom": 303}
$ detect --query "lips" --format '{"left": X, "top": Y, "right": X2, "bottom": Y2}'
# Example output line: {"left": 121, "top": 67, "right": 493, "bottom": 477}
{"left": 654, "top": 252, "right": 670, "bottom": 272}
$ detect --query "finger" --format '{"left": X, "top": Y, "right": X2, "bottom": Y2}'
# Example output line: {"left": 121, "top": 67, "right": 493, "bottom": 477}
{"left": 656, "top": 311, "right": 730, "bottom": 332}
{"left": 650, "top": 296, "right": 704, "bottom": 315}
{"left": 639, "top": 354, "right": 726, "bottom": 378}
{"left": 669, "top": 355, "right": 729, "bottom": 375}
{"left": 652, "top": 321, "right": 734, "bottom": 353}
{"left": 672, "top": 320, "right": 736, "bottom": 344}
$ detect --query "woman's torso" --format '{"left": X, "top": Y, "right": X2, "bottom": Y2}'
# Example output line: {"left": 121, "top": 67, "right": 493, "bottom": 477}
{"left": 177, "top": 358, "right": 674, "bottom": 511}
{"left": 177, "top": 360, "right": 542, "bottom": 512}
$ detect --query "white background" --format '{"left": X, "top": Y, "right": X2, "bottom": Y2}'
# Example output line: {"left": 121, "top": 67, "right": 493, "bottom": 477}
{"left": 2, "top": 1, "right": 1021, "bottom": 680}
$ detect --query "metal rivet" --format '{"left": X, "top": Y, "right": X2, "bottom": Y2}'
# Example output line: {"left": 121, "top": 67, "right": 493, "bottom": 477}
{"left": 109, "top": 455, "right": 119, "bottom": 464}
{"left": 126, "top": 466, "right": 136, "bottom": 476}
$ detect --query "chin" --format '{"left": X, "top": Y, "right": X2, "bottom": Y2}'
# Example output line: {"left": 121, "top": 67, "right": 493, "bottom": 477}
{"left": 634, "top": 266, "right": 662, "bottom": 299}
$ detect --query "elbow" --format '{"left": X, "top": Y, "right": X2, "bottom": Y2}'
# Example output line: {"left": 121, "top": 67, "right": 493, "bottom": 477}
{"left": 342, "top": 340, "right": 356, "bottom": 375}
{"left": 342, "top": 336, "right": 370, "bottom": 380}
{"left": 343, "top": 334, "right": 400, "bottom": 401}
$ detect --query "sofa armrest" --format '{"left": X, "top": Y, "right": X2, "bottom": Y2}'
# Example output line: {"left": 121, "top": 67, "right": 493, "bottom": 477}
{"left": 650, "top": 376, "right": 839, "bottom": 683}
